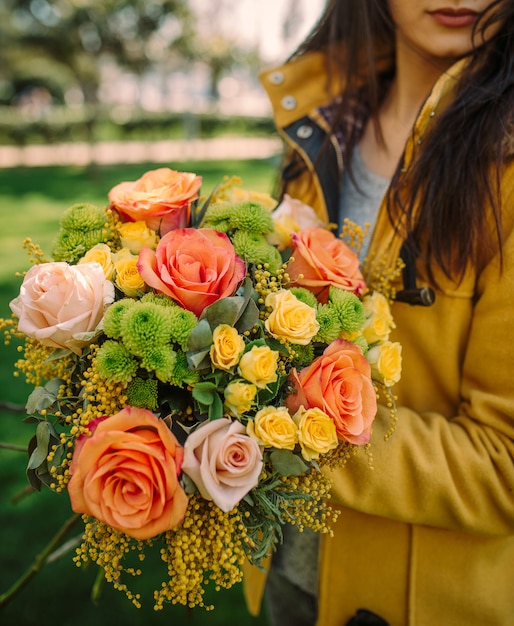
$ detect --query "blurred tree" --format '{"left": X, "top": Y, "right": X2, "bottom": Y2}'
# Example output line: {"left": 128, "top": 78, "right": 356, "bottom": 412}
{"left": 190, "top": 0, "right": 261, "bottom": 103}
{"left": 0, "top": 0, "right": 196, "bottom": 106}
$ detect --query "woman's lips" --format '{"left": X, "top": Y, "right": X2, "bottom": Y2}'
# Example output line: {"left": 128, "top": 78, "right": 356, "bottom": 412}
{"left": 428, "top": 8, "right": 478, "bottom": 27}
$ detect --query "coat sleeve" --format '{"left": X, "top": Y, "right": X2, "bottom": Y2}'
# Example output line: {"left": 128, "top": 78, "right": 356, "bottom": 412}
{"left": 328, "top": 188, "right": 514, "bottom": 537}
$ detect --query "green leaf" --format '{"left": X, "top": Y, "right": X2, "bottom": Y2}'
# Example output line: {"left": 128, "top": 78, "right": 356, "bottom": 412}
{"left": 27, "top": 421, "right": 52, "bottom": 471}
{"left": 269, "top": 449, "right": 309, "bottom": 476}
{"left": 208, "top": 393, "right": 224, "bottom": 420}
{"left": 25, "top": 378, "right": 64, "bottom": 413}
{"left": 192, "top": 381, "right": 217, "bottom": 405}
{"left": 202, "top": 296, "right": 246, "bottom": 328}
{"left": 186, "top": 319, "right": 213, "bottom": 369}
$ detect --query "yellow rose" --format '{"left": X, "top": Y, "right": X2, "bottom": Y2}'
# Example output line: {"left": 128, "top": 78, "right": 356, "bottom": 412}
{"left": 79, "top": 243, "right": 115, "bottom": 279}
{"left": 366, "top": 341, "right": 402, "bottom": 387}
{"left": 238, "top": 345, "right": 279, "bottom": 389}
{"left": 292, "top": 406, "right": 338, "bottom": 461}
{"left": 247, "top": 406, "right": 298, "bottom": 450}
{"left": 114, "top": 255, "right": 146, "bottom": 297}
{"left": 224, "top": 381, "right": 257, "bottom": 416}
{"left": 118, "top": 220, "right": 158, "bottom": 254}
{"left": 265, "top": 290, "right": 319, "bottom": 345}
{"left": 210, "top": 324, "right": 245, "bottom": 371}
{"left": 362, "top": 292, "right": 395, "bottom": 344}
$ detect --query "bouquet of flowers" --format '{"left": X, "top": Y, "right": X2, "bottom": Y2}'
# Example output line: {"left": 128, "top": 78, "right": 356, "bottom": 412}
{"left": 1, "top": 167, "right": 401, "bottom": 610}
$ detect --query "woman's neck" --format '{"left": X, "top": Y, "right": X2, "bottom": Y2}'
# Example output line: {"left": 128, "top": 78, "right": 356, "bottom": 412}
{"left": 358, "top": 39, "right": 457, "bottom": 179}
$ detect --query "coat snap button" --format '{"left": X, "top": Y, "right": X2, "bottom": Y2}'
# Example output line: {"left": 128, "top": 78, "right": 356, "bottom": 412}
{"left": 281, "top": 95, "right": 297, "bottom": 110}
{"left": 296, "top": 124, "right": 313, "bottom": 139}
{"left": 269, "top": 71, "right": 284, "bottom": 85}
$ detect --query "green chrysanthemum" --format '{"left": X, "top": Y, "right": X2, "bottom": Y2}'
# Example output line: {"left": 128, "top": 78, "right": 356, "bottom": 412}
{"left": 232, "top": 230, "right": 282, "bottom": 272}
{"left": 120, "top": 302, "right": 173, "bottom": 357}
{"left": 203, "top": 202, "right": 274, "bottom": 234}
{"left": 60, "top": 203, "right": 107, "bottom": 232}
{"left": 328, "top": 286, "right": 366, "bottom": 334}
{"left": 290, "top": 343, "right": 315, "bottom": 368}
{"left": 51, "top": 230, "right": 101, "bottom": 263}
{"left": 314, "top": 304, "right": 342, "bottom": 344}
{"left": 103, "top": 299, "right": 136, "bottom": 339}
{"left": 96, "top": 340, "right": 138, "bottom": 383}
{"left": 140, "top": 345, "right": 177, "bottom": 382}
{"left": 168, "top": 350, "right": 200, "bottom": 387}
{"left": 126, "top": 377, "right": 159, "bottom": 410}
{"left": 351, "top": 334, "right": 369, "bottom": 355}
{"left": 140, "top": 292, "right": 179, "bottom": 308}
{"left": 290, "top": 287, "right": 318, "bottom": 309}
{"left": 168, "top": 308, "right": 198, "bottom": 350}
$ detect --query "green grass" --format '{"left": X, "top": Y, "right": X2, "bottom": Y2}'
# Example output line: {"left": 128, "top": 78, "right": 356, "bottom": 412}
{"left": 0, "top": 159, "right": 277, "bottom": 626}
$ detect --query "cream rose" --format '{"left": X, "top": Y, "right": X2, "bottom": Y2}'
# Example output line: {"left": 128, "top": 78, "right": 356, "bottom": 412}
{"left": 292, "top": 406, "right": 338, "bottom": 461}
{"left": 366, "top": 341, "right": 402, "bottom": 387}
{"left": 114, "top": 255, "right": 146, "bottom": 297}
{"left": 118, "top": 221, "right": 158, "bottom": 254}
{"left": 238, "top": 345, "right": 279, "bottom": 389}
{"left": 10, "top": 261, "right": 114, "bottom": 355}
{"left": 224, "top": 381, "right": 257, "bottom": 416}
{"left": 79, "top": 243, "right": 115, "bottom": 280}
{"left": 210, "top": 324, "right": 245, "bottom": 371}
{"left": 247, "top": 406, "right": 298, "bottom": 450}
{"left": 182, "top": 418, "right": 263, "bottom": 512}
{"left": 265, "top": 290, "right": 319, "bottom": 345}
{"left": 267, "top": 194, "right": 326, "bottom": 250}
{"left": 362, "top": 292, "right": 395, "bottom": 344}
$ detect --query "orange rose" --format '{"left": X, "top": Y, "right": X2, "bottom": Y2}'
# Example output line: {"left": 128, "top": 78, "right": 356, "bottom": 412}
{"left": 67, "top": 406, "right": 188, "bottom": 540}
{"left": 137, "top": 227, "right": 245, "bottom": 317}
{"left": 108, "top": 168, "right": 202, "bottom": 236}
{"left": 287, "top": 227, "right": 365, "bottom": 302}
{"left": 284, "top": 339, "right": 377, "bottom": 445}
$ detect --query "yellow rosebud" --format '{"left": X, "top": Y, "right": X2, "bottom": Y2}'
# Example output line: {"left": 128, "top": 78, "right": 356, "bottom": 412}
{"left": 362, "top": 292, "right": 395, "bottom": 344}
{"left": 366, "top": 341, "right": 402, "bottom": 387}
{"left": 114, "top": 255, "right": 146, "bottom": 297}
{"left": 224, "top": 381, "right": 257, "bottom": 416}
{"left": 118, "top": 220, "right": 158, "bottom": 254}
{"left": 238, "top": 345, "right": 279, "bottom": 389}
{"left": 78, "top": 243, "right": 115, "bottom": 280}
{"left": 247, "top": 406, "right": 298, "bottom": 450}
{"left": 265, "top": 290, "right": 319, "bottom": 345}
{"left": 210, "top": 324, "right": 245, "bottom": 371}
{"left": 292, "top": 406, "right": 338, "bottom": 461}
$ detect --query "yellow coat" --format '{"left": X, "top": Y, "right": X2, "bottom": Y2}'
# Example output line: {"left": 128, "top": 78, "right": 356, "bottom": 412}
{"left": 244, "top": 52, "right": 514, "bottom": 626}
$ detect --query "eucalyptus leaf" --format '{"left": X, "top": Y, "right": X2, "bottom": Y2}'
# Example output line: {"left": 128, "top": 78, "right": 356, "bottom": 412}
{"left": 27, "top": 421, "right": 52, "bottom": 470}
{"left": 202, "top": 296, "right": 245, "bottom": 329}
{"left": 208, "top": 392, "right": 224, "bottom": 421}
{"left": 270, "top": 449, "right": 309, "bottom": 476}
{"left": 234, "top": 298, "right": 260, "bottom": 334}
{"left": 44, "top": 348, "right": 73, "bottom": 362}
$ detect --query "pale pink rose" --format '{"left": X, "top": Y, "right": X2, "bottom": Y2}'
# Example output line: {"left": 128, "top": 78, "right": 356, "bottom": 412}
{"left": 287, "top": 227, "right": 366, "bottom": 302}
{"left": 267, "top": 194, "right": 326, "bottom": 250}
{"left": 137, "top": 228, "right": 246, "bottom": 317}
{"left": 9, "top": 262, "right": 114, "bottom": 355}
{"left": 108, "top": 168, "right": 202, "bottom": 236}
{"left": 182, "top": 418, "right": 263, "bottom": 512}
{"left": 68, "top": 407, "right": 188, "bottom": 540}
{"left": 285, "top": 339, "right": 377, "bottom": 445}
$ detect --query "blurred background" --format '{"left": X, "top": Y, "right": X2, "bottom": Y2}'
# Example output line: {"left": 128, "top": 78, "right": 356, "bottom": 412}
{"left": 0, "top": 1, "right": 327, "bottom": 624}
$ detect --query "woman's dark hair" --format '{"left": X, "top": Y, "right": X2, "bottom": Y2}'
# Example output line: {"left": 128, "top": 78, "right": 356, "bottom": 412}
{"left": 288, "top": 0, "right": 514, "bottom": 283}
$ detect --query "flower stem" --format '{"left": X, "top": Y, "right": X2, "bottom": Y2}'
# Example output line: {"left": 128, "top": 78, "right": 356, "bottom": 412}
{"left": 0, "top": 513, "right": 82, "bottom": 608}
{"left": 0, "top": 441, "right": 27, "bottom": 452}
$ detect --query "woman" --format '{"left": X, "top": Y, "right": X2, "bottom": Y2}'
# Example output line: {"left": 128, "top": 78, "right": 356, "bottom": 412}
{"left": 244, "top": 1, "right": 514, "bottom": 625}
